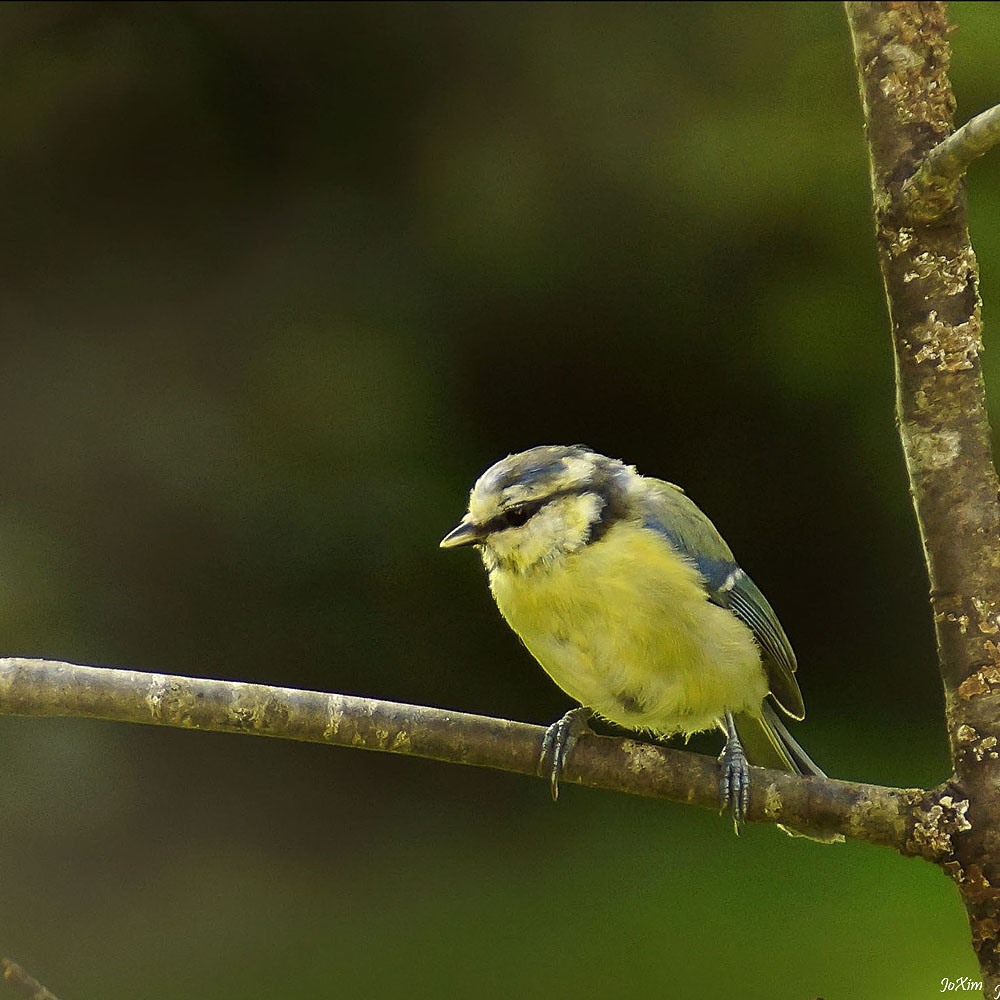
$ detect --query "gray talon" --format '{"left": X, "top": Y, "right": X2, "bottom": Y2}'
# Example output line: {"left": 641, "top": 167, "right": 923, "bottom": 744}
{"left": 719, "top": 710, "right": 750, "bottom": 830}
{"left": 539, "top": 707, "right": 594, "bottom": 800}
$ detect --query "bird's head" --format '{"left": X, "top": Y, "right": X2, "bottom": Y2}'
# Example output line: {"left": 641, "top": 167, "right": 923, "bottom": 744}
{"left": 439, "top": 445, "right": 633, "bottom": 573}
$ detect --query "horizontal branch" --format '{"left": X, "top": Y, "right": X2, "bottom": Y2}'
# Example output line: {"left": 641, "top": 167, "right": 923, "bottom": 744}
{"left": 903, "top": 103, "right": 1000, "bottom": 221}
{"left": 0, "top": 657, "right": 951, "bottom": 855}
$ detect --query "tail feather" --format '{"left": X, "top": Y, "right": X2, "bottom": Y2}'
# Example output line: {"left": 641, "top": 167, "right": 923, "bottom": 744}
{"left": 732, "top": 703, "right": 842, "bottom": 844}
{"left": 732, "top": 703, "right": 825, "bottom": 776}
{"left": 761, "top": 701, "right": 827, "bottom": 777}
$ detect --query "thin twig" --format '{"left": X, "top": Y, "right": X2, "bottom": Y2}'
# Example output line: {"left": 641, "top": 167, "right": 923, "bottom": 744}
{"left": 1, "top": 960, "right": 61, "bottom": 1000}
{"left": 904, "top": 103, "right": 1000, "bottom": 221}
{"left": 0, "top": 656, "right": 949, "bottom": 853}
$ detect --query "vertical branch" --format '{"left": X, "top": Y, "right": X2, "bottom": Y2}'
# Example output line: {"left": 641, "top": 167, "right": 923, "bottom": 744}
{"left": 845, "top": 1, "right": 1000, "bottom": 988}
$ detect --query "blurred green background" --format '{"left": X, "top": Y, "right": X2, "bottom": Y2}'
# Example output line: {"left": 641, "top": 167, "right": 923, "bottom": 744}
{"left": 1, "top": 2, "right": 996, "bottom": 996}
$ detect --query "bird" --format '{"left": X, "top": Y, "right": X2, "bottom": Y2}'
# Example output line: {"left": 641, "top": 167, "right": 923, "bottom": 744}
{"left": 439, "top": 444, "right": 828, "bottom": 834}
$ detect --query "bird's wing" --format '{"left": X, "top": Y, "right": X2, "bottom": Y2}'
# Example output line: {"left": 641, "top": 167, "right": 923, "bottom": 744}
{"left": 723, "top": 570, "right": 804, "bottom": 720}
{"left": 638, "top": 480, "right": 805, "bottom": 721}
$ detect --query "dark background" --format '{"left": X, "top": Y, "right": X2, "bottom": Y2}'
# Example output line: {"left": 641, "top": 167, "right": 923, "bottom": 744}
{"left": 1, "top": 2, "right": 996, "bottom": 996}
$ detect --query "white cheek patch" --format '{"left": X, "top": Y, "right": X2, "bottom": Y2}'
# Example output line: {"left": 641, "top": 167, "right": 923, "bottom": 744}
{"left": 485, "top": 492, "right": 605, "bottom": 572}
{"left": 562, "top": 493, "right": 604, "bottom": 544}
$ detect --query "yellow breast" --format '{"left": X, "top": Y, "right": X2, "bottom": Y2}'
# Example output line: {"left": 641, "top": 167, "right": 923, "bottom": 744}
{"left": 488, "top": 523, "right": 767, "bottom": 736}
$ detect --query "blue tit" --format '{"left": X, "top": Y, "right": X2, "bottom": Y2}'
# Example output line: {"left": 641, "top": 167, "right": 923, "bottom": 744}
{"left": 440, "top": 444, "right": 826, "bottom": 832}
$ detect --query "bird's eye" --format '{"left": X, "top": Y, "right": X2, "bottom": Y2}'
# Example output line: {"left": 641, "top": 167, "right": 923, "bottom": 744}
{"left": 501, "top": 504, "right": 533, "bottom": 528}
{"left": 497, "top": 498, "right": 550, "bottom": 530}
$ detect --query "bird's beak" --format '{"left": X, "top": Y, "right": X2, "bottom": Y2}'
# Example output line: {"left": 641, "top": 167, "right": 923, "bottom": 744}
{"left": 439, "top": 516, "right": 484, "bottom": 549}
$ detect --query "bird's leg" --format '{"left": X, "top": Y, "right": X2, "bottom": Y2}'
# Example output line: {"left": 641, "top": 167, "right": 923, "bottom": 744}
{"left": 719, "top": 711, "right": 750, "bottom": 831}
{"left": 539, "top": 706, "right": 594, "bottom": 801}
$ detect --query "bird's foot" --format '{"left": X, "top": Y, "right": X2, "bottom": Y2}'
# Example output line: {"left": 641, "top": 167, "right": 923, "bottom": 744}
{"left": 719, "top": 712, "right": 750, "bottom": 832}
{"left": 539, "top": 707, "right": 594, "bottom": 801}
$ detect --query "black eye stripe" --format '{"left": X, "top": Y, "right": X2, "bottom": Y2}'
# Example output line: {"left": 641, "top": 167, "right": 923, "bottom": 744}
{"left": 484, "top": 497, "right": 550, "bottom": 534}
{"left": 481, "top": 485, "right": 608, "bottom": 536}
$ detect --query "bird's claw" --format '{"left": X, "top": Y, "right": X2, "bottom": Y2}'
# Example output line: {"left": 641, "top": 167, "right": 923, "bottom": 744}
{"left": 719, "top": 718, "right": 750, "bottom": 832}
{"left": 539, "top": 707, "right": 593, "bottom": 801}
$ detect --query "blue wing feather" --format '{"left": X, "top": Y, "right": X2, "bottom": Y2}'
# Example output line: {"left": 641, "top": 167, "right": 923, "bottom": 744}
{"left": 638, "top": 480, "right": 805, "bottom": 721}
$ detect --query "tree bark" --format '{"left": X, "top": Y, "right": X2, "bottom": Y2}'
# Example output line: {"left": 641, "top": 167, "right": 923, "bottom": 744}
{"left": 845, "top": 3, "right": 1000, "bottom": 991}
{"left": 0, "top": 656, "right": 936, "bottom": 851}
